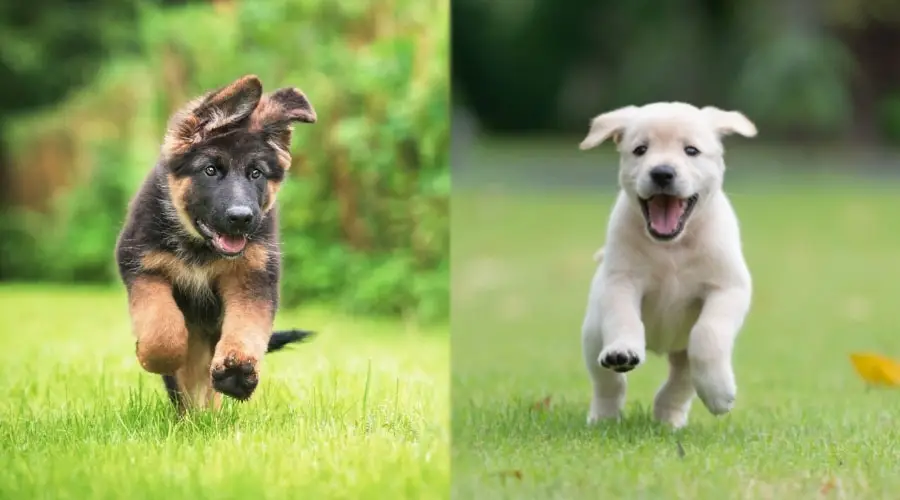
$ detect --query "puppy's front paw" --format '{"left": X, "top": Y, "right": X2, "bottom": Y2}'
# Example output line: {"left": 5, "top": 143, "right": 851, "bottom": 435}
{"left": 599, "top": 343, "right": 645, "bottom": 373}
{"left": 692, "top": 363, "right": 736, "bottom": 415}
{"left": 135, "top": 325, "right": 188, "bottom": 375}
{"left": 210, "top": 351, "right": 259, "bottom": 401}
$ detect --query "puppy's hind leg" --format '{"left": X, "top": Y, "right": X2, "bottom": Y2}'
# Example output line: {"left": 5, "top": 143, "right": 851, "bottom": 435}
{"left": 653, "top": 350, "right": 695, "bottom": 428}
{"left": 165, "top": 331, "right": 221, "bottom": 416}
{"left": 583, "top": 328, "right": 627, "bottom": 424}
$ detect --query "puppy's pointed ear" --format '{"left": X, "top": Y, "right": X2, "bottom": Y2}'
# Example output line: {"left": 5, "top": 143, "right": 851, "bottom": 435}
{"left": 701, "top": 106, "right": 757, "bottom": 138}
{"left": 250, "top": 87, "right": 317, "bottom": 130}
{"left": 579, "top": 106, "right": 638, "bottom": 150}
{"left": 249, "top": 87, "right": 317, "bottom": 170}
{"left": 163, "top": 75, "right": 263, "bottom": 158}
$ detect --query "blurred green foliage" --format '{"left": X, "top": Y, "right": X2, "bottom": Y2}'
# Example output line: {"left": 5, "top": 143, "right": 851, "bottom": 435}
{"left": 0, "top": 0, "right": 449, "bottom": 323}
{"left": 0, "top": 0, "right": 140, "bottom": 114}
{"left": 452, "top": 0, "right": 900, "bottom": 143}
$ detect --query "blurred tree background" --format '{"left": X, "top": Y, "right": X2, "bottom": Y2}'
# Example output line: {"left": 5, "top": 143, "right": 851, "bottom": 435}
{"left": 452, "top": 0, "right": 900, "bottom": 144}
{"left": 0, "top": 0, "right": 449, "bottom": 323}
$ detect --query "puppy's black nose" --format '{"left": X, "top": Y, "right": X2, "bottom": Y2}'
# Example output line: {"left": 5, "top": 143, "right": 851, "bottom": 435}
{"left": 649, "top": 165, "right": 676, "bottom": 187}
{"left": 225, "top": 206, "right": 254, "bottom": 232}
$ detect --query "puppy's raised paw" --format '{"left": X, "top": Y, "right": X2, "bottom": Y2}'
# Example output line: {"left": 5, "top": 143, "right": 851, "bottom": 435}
{"left": 598, "top": 343, "right": 645, "bottom": 373}
{"left": 692, "top": 362, "right": 737, "bottom": 415}
{"left": 697, "top": 390, "right": 735, "bottom": 415}
{"left": 211, "top": 351, "right": 259, "bottom": 401}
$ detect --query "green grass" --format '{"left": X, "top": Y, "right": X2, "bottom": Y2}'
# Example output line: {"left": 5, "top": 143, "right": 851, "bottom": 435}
{"left": 0, "top": 286, "right": 449, "bottom": 499}
{"left": 452, "top": 179, "right": 900, "bottom": 499}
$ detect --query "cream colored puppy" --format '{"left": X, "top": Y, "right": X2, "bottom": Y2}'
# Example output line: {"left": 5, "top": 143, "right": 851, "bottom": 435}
{"left": 579, "top": 102, "right": 756, "bottom": 428}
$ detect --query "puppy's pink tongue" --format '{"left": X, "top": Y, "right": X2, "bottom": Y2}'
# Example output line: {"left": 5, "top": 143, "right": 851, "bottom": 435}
{"left": 215, "top": 234, "right": 247, "bottom": 254}
{"left": 648, "top": 195, "right": 684, "bottom": 235}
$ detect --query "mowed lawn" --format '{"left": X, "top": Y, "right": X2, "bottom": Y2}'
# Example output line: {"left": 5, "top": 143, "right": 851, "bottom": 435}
{"left": 0, "top": 286, "right": 449, "bottom": 499}
{"left": 452, "top": 180, "right": 900, "bottom": 499}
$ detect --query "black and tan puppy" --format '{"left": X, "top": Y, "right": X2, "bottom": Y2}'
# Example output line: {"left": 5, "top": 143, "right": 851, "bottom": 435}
{"left": 115, "top": 75, "right": 316, "bottom": 413}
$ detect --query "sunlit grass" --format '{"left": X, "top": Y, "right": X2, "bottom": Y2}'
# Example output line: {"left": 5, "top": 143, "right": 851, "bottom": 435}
{"left": 0, "top": 286, "right": 449, "bottom": 499}
{"left": 452, "top": 180, "right": 900, "bottom": 499}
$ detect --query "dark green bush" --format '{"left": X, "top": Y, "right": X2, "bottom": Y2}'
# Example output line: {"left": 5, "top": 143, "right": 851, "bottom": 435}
{"left": 878, "top": 93, "right": 900, "bottom": 144}
{"left": 452, "top": 0, "right": 900, "bottom": 140}
{"left": 0, "top": 0, "right": 449, "bottom": 324}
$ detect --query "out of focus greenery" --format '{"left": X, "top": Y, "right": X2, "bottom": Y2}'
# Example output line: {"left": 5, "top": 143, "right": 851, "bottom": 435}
{"left": 452, "top": 0, "right": 900, "bottom": 143}
{"left": 0, "top": 0, "right": 449, "bottom": 323}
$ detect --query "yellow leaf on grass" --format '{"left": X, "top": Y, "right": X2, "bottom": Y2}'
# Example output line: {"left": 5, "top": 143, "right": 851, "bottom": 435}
{"left": 530, "top": 396, "right": 552, "bottom": 412}
{"left": 849, "top": 353, "right": 900, "bottom": 387}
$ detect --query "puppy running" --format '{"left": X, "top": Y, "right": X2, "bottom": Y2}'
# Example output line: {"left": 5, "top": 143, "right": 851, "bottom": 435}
{"left": 578, "top": 102, "right": 756, "bottom": 428}
{"left": 115, "top": 75, "right": 317, "bottom": 414}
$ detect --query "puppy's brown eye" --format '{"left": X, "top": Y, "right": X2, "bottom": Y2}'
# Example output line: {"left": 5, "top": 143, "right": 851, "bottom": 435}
{"left": 204, "top": 165, "right": 217, "bottom": 176}
{"left": 250, "top": 169, "right": 262, "bottom": 179}
{"left": 684, "top": 146, "right": 700, "bottom": 157}
{"left": 632, "top": 145, "right": 648, "bottom": 156}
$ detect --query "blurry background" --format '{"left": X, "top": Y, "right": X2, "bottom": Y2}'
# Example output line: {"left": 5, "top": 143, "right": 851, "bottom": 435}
{"left": 451, "top": 1, "right": 900, "bottom": 497}
{"left": 454, "top": 0, "right": 900, "bottom": 142}
{"left": 0, "top": 0, "right": 449, "bottom": 323}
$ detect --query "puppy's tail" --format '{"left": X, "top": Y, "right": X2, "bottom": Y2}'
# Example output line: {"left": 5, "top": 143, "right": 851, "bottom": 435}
{"left": 593, "top": 247, "right": 605, "bottom": 264}
{"left": 267, "top": 329, "right": 316, "bottom": 353}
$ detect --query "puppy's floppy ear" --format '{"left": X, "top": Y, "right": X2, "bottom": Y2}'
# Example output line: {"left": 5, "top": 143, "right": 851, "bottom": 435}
{"left": 162, "top": 75, "right": 263, "bottom": 158}
{"left": 579, "top": 106, "right": 638, "bottom": 150}
{"left": 701, "top": 106, "right": 757, "bottom": 138}
{"left": 249, "top": 87, "right": 317, "bottom": 170}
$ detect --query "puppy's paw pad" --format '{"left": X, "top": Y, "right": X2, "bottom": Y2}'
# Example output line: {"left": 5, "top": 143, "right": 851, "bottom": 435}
{"left": 211, "top": 353, "right": 259, "bottom": 401}
{"left": 599, "top": 346, "right": 644, "bottom": 373}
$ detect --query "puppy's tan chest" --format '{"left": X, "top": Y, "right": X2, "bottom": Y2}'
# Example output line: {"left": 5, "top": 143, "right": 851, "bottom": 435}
{"left": 640, "top": 269, "right": 704, "bottom": 354}
{"left": 141, "top": 251, "right": 233, "bottom": 298}
{"left": 170, "top": 264, "right": 220, "bottom": 297}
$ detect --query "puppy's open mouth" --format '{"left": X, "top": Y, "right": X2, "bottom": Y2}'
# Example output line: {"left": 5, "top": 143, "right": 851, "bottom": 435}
{"left": 195, "top": 220, "right": 247, "bottom": 256}
{"left": 639, "top": 194, "right": 699, "bottom": 241}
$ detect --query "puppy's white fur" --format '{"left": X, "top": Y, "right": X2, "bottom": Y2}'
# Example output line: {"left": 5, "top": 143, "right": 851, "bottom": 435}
{"left": 579, "top": 102, "right": 756, "bottom": 428}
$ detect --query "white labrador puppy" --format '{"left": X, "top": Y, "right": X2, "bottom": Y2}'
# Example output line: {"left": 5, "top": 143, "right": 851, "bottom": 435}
{"left": 578, "top": 102, "right": 756, "bottom": 428}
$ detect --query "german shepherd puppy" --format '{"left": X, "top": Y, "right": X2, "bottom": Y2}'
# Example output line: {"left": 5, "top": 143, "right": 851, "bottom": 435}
{"left": 115, "top": 75, "right": 316, "bottom": 413}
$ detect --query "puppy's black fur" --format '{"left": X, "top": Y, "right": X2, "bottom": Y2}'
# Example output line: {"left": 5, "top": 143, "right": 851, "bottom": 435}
{"left": 115, "top": 75, "right": 317, "bottom": 413}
